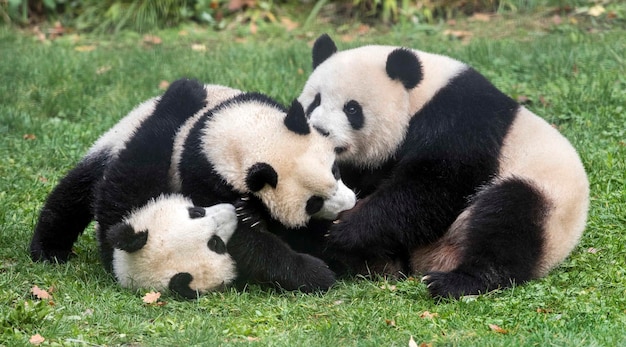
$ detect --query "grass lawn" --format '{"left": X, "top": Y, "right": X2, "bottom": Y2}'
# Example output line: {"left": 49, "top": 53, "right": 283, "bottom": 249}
{"left": 1, "top": 15, "right": 625, "bottom": 346}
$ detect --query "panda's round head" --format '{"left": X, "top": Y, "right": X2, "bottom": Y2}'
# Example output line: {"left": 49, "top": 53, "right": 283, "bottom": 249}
{"left": 298, "top": 34, "right": 426, "bottom": 168}
{"left": 107, "top": 194, "right": 237, "bottom": 299}
{"left": 202, "top": 93, "right": 356, "bottom": 228}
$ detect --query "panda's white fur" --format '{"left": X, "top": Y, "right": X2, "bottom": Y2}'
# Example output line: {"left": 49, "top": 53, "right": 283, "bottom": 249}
{"left": 173, "top": 94, "right": 356, "bottom": 228}
{"left": 297, "top": 35, "right": 589, "bottom": 298}
{"left": 107, "top": 195, "right": 237, "bottom": 296}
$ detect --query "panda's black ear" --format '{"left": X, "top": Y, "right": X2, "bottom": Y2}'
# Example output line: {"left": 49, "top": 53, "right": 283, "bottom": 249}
{"left": 245, "top": 162, "right": 278, "bottom": 192}
{"left": 284, "top": 100, "right": 310, "bottom": 135}
{"left": 312, "top": 34, "right": 337, "bottom": 70}
{"left": 386, "top": 48, "right": 423, "bottom": 89}
{"left": 106, "top": 222, "right": 148, "bottom": 253}
{"left": 169, "top": 272, "right": 198, "bottom": 299}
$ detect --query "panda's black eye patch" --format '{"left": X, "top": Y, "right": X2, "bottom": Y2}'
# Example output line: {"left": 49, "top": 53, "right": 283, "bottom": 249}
{"left": 188, "top": 207, "right": 206, "bottom": 219}
{"left": 343, "top": 100, "right": 364, "bottom": 130}
{"left": 306, "top": 93, "right": 321, "bottom": 117}
{"left": 306, "top": 196, "right": 325, "bottom": 215}
{"left": 208, "top": 235, "right": 227, "bottom": 254}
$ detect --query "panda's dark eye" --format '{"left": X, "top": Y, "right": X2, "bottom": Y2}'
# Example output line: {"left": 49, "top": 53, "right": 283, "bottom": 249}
{"left": 208, "top": 235, "right": 227, "bottom": 254}
{"left": 306, "top": 196, "right": 325, "bottom": 215}
{"left": 188, "top": 207, "right": 206, "bottom": 219}
{"left": 343, "top": 100, "right": 364, "bottom": 130}
{"left": 331, "top": 162, "right": 341, "bottom": 180}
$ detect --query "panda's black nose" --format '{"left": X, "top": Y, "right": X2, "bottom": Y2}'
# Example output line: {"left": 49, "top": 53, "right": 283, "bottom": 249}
{"left": 313, "top": 126, "right": 330, "bottom": 137}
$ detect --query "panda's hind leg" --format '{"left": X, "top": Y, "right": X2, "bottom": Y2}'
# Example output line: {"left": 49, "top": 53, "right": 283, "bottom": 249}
{"left": 30, "top": 152, "right": 109, "bottom": 262}
{"left": 422, "top": 177, "right": 548, "bottom": 299}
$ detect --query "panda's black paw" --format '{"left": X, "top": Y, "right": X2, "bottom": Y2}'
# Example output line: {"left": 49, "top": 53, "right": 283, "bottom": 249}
{"left": 422, "top": 271, "right": 485, "bottom": 300}
{"left": 234, "top": 196, "right": 267, "bottom": 231}
{"left": 290, "top": 253, "right": 336, "bottom": 293}
{"left": 29, "top": 245, "right": 73, "bottom": 263}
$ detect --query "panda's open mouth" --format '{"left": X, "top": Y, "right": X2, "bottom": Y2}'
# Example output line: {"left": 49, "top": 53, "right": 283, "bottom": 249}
{"left": 334, "top": 146, "right": 348, "bottom": 155}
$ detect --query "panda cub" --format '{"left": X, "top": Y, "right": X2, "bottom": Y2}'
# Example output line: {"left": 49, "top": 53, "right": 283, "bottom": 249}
{"left": 297, "top": 34, "right": 590, "bottom": 299}
{"left": 106, "top": 195, "right": 237, "bottom": 298}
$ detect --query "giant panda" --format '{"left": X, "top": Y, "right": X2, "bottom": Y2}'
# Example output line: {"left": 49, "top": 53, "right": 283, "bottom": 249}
{"left": 170, "top": 92, "right": 356, "bottom": 291}
{"left": 106, "top": 195, "right": 238, "bottom": 299}
{"left": 296, "top": 34, "right": 590, "bottom": 299}
{"left": 30, "top": 78, "right": 356, "bottom": 293}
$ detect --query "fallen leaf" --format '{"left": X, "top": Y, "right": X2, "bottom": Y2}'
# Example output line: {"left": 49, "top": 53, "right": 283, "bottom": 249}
{"left": 419, "top": 311, "right": 438, "bottom": 319}
{"left": 75, "top": 45, "right": 96, "bottom": 52}
{"left": 280, "top": 17, "right": 298, "bottom": 31}
{"left": 23, "top": 134, "right": 36, "bottom": 140}
{"left": 246, "top": 336, "right": 260, "bottom": 342}
{"left": 191, "top": 44, "right": 207, "bottom": 52}
{"left": 488, "top": 323, "right": 508, "bottom": 334}
{"left": 588, "top": 5, "right": 605, "bottom": 17}
{"left": 516, "top": 95, "right": 531, "bottom": 104}
{"left": 443, "top": 30, "right": 473, "bottom": 44}
{"left": 158, "top": 80, "right": 170, "bottom": 90}
{"left": 471, "top": 13, "right": 491, "bottom": 22}
{"left": 143, "top": 291, "right": 161, "bottom": 304}
{"left": 587, "top": 247, "right": 599, "bottom": 254}
{"left": 29, "top": 334, "right": 45, "bottom": 345}
{"left": 408, "top": 335, "right": 418, "bottom": 347}
{"left": 96, "top": 66, "right": 112, "bottom": 75}
{"left": 31, "top": 285, "right": 52, "bottom": 300}
{"left": 536, "top": 307, "right": 553, "bottom": 314}
{"left": 38, "top": 176, "right": 48, "bottom": 183}
{"left": 419, "top": 343, "right": 433, "bottom": 347}
{"left": 143, "top": 35, "right": 162, "bottom": 45}
{"left": 385, "top": 319, "right": 396, "bottom": 327}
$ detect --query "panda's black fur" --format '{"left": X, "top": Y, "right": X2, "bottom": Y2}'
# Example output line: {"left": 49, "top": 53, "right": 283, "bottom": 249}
{"left": 30, "top": 79, "right": 352, "bottom": 293}
{"left": 297, "top": 34, "right": 589, "bottom": 299}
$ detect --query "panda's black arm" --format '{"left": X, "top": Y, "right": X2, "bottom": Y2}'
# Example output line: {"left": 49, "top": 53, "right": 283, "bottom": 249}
{"left": 328, "top": 165, "right": 468, "bottom": 256}
{"left": 227, "top": 221, "right": 336, "bottom": 293}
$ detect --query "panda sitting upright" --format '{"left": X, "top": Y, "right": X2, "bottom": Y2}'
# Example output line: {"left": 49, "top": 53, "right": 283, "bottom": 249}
{"left": 30, "top": 78, "right": 356, "bottom": 293}
{"left": 296, "top": 34, "right": 590, "bottom": 299}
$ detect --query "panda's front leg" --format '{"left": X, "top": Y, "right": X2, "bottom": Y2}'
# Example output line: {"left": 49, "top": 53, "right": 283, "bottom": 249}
{"left": 228, "top": 200, "right": 336, "bottom": 292}
{"left": 327, "top": 181, "right": 454, "bottom": 256}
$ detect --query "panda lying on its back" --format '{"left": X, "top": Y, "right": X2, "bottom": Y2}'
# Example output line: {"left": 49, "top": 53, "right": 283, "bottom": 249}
{"left": 297, "top": 34, "right": 590, "bottom": 299}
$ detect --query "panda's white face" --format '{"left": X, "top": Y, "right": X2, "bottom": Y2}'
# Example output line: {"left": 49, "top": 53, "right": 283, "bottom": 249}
{"left": 299, "top": 46, "right": 413, "bottom": 169}
{"left": 299, "top": 44, "right": 467, "bottom": 169}
{"left": 201, "top": 96, "right": 356, "bottom": 228}
{"left": 111, "top": 195, "right": 237, "bottom": 295}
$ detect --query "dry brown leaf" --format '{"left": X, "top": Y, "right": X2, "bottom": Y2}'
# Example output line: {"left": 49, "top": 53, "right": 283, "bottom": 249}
{"left": 246, "top": 336, "right": 260, "bottom": 342}
{"left": 96, "top": 66, "right": 112, "bottom": 75}
{"left": 280, "top": 17, "right": 299, "bottom": 31}
{"left": 488, "top": 323, "right": 508, "bottom": 334}
{"left": 408, "top": 335, "right": 418, "bottom": 347}
{"left": 587, "top": 247, "right": 599, "bottom": 254}
{"left": 471, "top": 13, "right": 491, "bottom": 22}
{"left": 75, "top": 45, "right": 96, "bottom": 52}
{"left": 443, "top": 30, "right": 473, "bottom": 41}
{"left": 143, "top": 35, "right": 162, "bottom": 45}
{"left": 228, "top": 0, "right": 256, "bottom": 11}
{"left": 191, "top": 44, "right": 207, "bottom": 52}
{"left": 29, "top": 334, "right": 45, "bottom": 345}
{"left": 31, "top": 285, "right": 51, "bottom": 300}
{"left": 385, "top": 319, "right": 396, "bottom": 327}
{"left": 158, "top": 80, "right": 170, "bottom": 90}
{"left": 143, "top": 291, "right": 161, "bottom": 304}
{"left": 23, "top": 134, "right": 36, "bottom": 140}
{"left": 419, "top": 311, "right": 438, "bottom": 319}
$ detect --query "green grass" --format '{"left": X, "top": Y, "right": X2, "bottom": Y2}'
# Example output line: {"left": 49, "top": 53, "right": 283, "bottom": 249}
{"left": 1, "top": 17, "right": 625, "bottom": 346}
